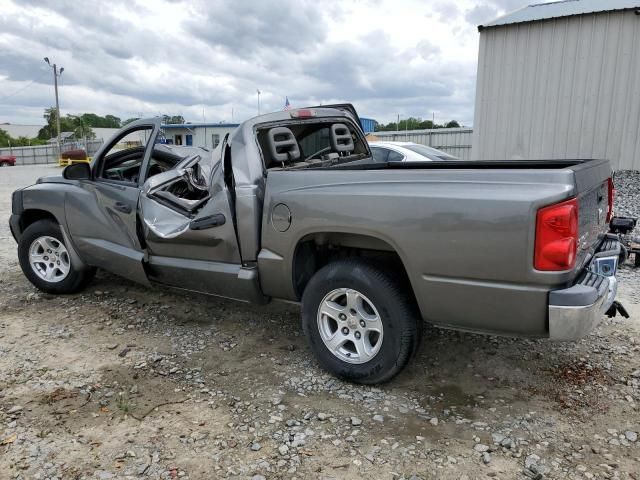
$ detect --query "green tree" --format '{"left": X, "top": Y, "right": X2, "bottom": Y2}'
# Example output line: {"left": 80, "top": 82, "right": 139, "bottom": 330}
{"left": 37, "top": 107, "right": 57, "bottom": 140}
{"left": 13, "top": 136, "right": 31, "bottom": 146}
{"left": 79, "top": 113, "right": 121, "bottom": 128}
{"left": 38, "top": 107, "right": 75, "bottom": 140}
{"left": 0, "top": 128, "right": 46, "bottom": 147}
{"left": 0, "top": 128, "right": 11, "bottom": 147}
{"left": 375, "top": 118, "right": 462, "bottom": 132}
{"left": 162, "top": 115, "right": 185, "bottom": 125}
{"left": 104, "top": 115, "right": 121, "bottom": 127}
{"left": 71, "top": 115, "right": 95, "bottom": 140}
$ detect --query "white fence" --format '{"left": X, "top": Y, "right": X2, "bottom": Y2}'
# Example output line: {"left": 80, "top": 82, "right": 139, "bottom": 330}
{"left": 0, "top": 141, "right": 104, "bottom": 165}
{"left": 370, "top": 128, "right": 473, "bottom": 160}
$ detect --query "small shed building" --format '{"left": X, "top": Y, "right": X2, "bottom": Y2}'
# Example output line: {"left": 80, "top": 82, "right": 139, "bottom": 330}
{"left": 472, "top": 0, "right": 640, "bottom": 170}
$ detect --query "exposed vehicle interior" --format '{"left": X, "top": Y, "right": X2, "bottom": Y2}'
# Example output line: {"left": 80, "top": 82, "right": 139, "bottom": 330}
{"left": 97, "top": 124, "right": 215, "bottom": 184}
{"left": 146, "top": 155, "right": 212, "bottom": 217}
{"left": 100, "top": 145, "right": 190, "bottom": 183}
{"left": 257, "top": 120, "right": 370, "bottom": 170}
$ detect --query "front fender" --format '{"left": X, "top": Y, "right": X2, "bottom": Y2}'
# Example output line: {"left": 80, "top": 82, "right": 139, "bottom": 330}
{"left": 13, "top": 184, "right": 90, "bottom": 270}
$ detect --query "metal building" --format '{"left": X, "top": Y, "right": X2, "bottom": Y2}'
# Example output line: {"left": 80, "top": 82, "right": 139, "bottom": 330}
{"left": 359, "top": 117, "right": 378, "bottom": 134}
{"left": 472, "top": 0, "right": 640, "bottom": 170}
{"left": 160, "top": 123, "right": 239, "bottom": 149}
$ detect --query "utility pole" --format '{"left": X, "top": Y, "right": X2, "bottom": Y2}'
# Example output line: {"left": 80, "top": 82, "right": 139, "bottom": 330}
{"left": 44, "top": 57, "right": 64, "bottom": 160}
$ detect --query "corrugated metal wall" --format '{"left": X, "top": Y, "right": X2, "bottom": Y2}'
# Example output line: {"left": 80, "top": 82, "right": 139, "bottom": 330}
{"left": 371, "top": 128, "right": 473, "bottom": 160}
{"left": 473, "top": 10, "right": 640, "bottom": 170}
{"left": 359, "top": 118, "right": 378, "bottom": 133}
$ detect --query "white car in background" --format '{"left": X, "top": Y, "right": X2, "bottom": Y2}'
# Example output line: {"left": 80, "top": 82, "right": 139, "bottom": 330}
{"left": 368, "top": 141, "right": 458, "bottom": 162}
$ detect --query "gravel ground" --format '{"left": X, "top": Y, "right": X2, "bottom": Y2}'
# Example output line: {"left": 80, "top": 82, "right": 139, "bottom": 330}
{"left": 615, "top": 171, "right": 640, "bottom": 222}
{"left": 1, "top": 165, "right": 639, "bottom": 480}
{"left": 614, "top": 172, "right": 640, "bottom": 259}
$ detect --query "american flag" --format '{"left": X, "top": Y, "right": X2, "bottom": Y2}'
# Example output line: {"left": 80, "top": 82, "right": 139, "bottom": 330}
{"left": 283, "top": 97, "right": 291, "bottom": 111}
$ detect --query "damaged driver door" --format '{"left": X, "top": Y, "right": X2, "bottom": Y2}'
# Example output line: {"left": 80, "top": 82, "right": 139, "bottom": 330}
{"left": 65, "top": 118, "right": 161, "bottom": 286}
{"left": 139, "top": 150, "right": 250, "bottom": 301}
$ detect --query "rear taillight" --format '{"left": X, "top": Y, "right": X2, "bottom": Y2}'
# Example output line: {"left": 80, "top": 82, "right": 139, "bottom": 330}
{"left": 606, "top": 177, "right": 615, "bottom": 223}
{"left": 534, "top": 198, "right": 578, "bottom": 271}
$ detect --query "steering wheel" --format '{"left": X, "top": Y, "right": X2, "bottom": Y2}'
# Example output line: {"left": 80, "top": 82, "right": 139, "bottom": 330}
{"left": 303, "top": 146, "right": 332, "bottom": 162}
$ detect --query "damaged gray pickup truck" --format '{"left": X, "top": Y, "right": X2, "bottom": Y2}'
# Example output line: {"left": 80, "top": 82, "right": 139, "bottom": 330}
{"left": 10, "top": 105, "right": 622, "bottom": 383}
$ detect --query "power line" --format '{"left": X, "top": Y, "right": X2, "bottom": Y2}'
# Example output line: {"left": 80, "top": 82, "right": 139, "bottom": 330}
{"left": 0, "top": 80, "right": 36, "bottom": 101}
{"left": 0, "top": 71, "right": 49, "bottom": 101}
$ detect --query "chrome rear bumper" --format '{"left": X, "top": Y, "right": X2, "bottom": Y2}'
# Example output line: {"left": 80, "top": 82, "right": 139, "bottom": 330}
{"left": 548, "top": 235, "right": 620, "bottom": 340}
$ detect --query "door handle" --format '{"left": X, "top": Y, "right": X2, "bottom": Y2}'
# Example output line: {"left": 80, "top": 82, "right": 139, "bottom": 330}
{"left": 113, "top": 202, "right": 132, "bottom": 214}
{"left": 190, "top": 213, "right": 226, "bottom": 230}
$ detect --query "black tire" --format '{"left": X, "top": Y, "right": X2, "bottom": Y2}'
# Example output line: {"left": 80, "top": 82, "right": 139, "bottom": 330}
{"left": 635, "top": 252, "right": 640, "bottom": 268}
{"left": 18, "top": 219, "right": 96, "bottom": 294}
{"left": 301, "top": 259, "right": 422, "bottom": 384}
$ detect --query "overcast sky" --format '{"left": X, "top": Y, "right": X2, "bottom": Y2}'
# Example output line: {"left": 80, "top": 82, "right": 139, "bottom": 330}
{"left": 0, "top": 0, "right": 527, "bottom": 127}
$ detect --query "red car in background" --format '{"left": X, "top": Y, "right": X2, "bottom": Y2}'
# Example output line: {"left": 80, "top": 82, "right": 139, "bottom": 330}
{"left": 0, "top": 155, "right": 16, "bottom": 167}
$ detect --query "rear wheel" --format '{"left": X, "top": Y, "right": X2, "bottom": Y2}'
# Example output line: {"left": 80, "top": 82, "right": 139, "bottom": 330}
{"left": 18, "top": 219, "right": 95, "bottom": 294}
{"left": 0, "top": 161, "right": 10, "bottom": 167}
{"left": 302, "top": 259, "right": 421, "bottom": 384}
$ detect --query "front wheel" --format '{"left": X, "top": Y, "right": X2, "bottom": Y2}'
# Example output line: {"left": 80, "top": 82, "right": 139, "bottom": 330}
{"left": 302, "top": 260, "right": 421, "bottom": 384}
{"left": 18, "top": 219, "right": 95, "bottom": 294}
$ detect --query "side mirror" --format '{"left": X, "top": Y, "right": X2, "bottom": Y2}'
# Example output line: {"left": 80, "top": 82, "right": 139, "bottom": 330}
{"left": 63, "top": 162, "right": 91, "bottom": 180}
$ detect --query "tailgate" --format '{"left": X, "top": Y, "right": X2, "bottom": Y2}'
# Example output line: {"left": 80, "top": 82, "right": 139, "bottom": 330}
{"left": 572, "top": 159, "right": 612, "bottom": 271}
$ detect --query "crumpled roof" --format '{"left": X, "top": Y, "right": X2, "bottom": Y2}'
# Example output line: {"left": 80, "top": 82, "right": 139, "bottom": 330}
{"left": 480, "top": 0, "right": 640, "bottom": 29}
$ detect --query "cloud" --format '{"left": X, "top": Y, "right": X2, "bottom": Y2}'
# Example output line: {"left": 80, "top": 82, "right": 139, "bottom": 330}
{"left": 0, "top": 0, "right": 528, "bottom": 126}
{"left": 187, "top": 0, "right": 331, "bottom": 56}
{"left": 431, "top": 2, "right": 462, "bottom": 22}
{"left": 465, "top": 4, "right": 501, "bottom": 25}
{"left": 465, "top": 0, "right": 530, "bottom": 26}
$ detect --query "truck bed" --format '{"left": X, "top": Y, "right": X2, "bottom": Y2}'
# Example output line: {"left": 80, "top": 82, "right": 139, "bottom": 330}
{"left": 260, "top": 158, "right": 612, "bottom": 336}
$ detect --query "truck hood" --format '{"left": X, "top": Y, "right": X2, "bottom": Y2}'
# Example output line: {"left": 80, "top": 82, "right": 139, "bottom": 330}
{"left": 36, "top": 175, "right": 72, "bottom": 185}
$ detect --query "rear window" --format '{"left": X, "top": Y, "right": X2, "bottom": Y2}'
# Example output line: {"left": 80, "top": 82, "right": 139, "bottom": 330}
{"left": 298, "top": 126, "right": 331, "bottom": 158}
{"left": 257, "top": 120, "right": 369, "bottom": 169}
{"left": 370, "top": 146, "right": 389, "bottom": 163}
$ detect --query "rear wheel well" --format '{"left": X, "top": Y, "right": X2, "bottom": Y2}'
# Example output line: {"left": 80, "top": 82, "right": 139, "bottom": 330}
{"left": 292, "top": 233, "right": 412, "bottom": 300}
{"left": 19, "top": 210, "right": 59, "bottom": 233}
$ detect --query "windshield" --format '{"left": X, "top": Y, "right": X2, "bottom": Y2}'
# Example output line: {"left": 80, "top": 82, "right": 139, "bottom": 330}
{"left": 403, "top": 144, "right": 457, "bottom": 160}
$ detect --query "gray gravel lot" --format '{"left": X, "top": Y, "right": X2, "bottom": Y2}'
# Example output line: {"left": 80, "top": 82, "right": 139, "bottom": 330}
{"left": 1, "top": 165, "right": 639, "bottom": 480}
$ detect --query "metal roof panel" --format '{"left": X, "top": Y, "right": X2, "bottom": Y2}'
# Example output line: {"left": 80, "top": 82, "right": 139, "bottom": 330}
{"left": 480, "top": 0, "right": 640, "bottom": 29}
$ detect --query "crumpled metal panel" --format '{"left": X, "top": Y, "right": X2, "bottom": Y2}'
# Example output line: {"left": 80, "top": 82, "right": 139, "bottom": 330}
{"left": 139, "top": 194, "right": 190, "bottom": 239}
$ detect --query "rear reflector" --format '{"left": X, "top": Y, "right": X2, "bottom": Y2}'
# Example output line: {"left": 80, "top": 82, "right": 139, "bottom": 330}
{"left": 534, "top": 198, "right": 578, "bottom": 271}
{"left": 290, "top": 109, "right": 317, "bottom": 118}
{"left": 607, "top": 177, "right": 615, "bottom": 223}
